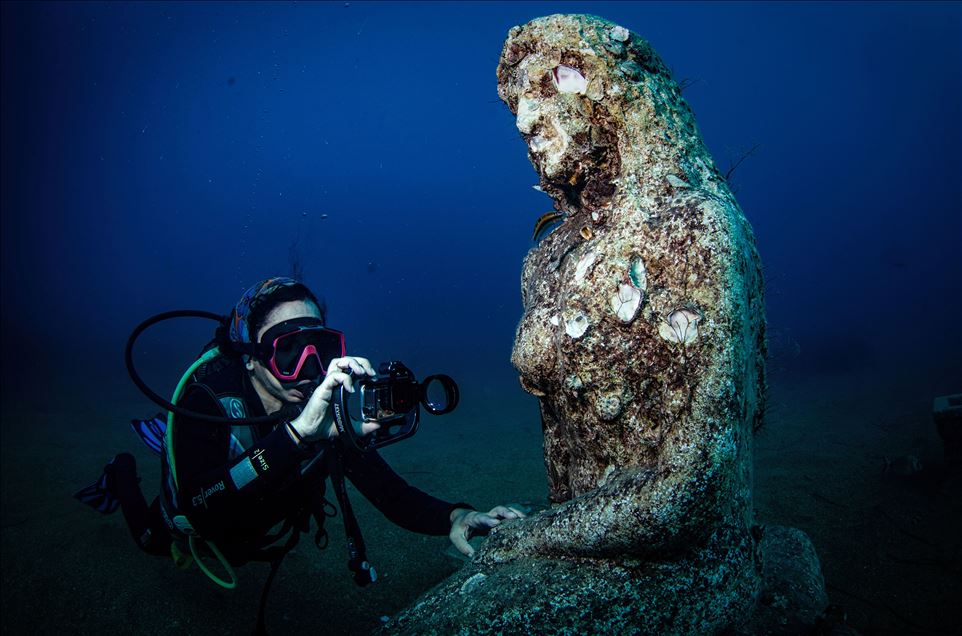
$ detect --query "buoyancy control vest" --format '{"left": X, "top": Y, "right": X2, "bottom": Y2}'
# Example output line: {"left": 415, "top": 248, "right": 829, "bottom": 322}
{"left": 157, "top": 348, "right": 373, "bottom": 593}
{"left": 157, "top": 350, "right": 301, "bottom": 588}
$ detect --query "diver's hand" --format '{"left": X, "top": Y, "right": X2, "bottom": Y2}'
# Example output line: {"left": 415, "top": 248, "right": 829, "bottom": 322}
{"left": 289, "top": 356, "right": 377, "bottom": 442}
{"left": 449, "top": 505, "right": 526, "bottom": 558}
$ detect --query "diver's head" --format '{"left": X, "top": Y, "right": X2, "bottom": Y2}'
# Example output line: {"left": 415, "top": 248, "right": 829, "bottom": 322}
{"left": 229, "top": 277, "right": 342, "bottom": 409}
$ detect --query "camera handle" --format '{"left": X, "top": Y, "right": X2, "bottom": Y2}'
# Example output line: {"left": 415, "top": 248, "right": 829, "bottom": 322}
{"left": 331, "top": 376, "right": 367, "bottom": 453}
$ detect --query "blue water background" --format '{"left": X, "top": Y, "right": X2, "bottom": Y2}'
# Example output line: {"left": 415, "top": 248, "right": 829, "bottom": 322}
{"left": 3, "top": 1, "right": 959, "bottom": 402}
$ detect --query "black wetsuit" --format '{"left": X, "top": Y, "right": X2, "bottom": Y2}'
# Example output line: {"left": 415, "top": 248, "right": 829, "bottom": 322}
{"left": 119, "top": 354, "right": 468, "bottom": 563}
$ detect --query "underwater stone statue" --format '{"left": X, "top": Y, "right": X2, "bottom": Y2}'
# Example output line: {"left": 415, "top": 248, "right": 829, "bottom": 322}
{"left": 383, "top": 14, "right": 827, "bottom": 634}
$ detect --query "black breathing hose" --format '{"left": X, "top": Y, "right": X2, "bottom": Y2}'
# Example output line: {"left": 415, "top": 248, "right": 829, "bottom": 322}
{"left": 124, "top": 309, "right": 283, "bottom": 425}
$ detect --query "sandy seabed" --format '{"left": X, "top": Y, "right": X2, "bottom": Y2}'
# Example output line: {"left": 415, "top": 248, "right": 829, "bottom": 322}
{"left": 2, "top": 362, "right": 959, "bottom": 635}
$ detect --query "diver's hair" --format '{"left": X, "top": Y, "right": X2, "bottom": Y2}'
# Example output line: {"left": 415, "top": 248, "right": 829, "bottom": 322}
{"left": 247, "top": 283, "right": 327, "bottom": 342}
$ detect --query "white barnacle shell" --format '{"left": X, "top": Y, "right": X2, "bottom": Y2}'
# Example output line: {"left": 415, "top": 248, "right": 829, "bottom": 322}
{"left": 565, "top": 311, "right": 589, "bottom": 338}
{"left": 658, "top": 308, "right": 701, "bottom": 345}
{"left": 459, "top": 572, "right": 487, "bottom": 595}
{"left": 549, "top": 314, "right": 560, "bottom": 327}
{"left": 610, "top": 25, "right": 630, "bottom": 42}
{"left": 574, "top": 249, "right": 597, "bottom": 282}
{"left": 610, "top": 283, "right": 642, "bottom": 323}
{"left": 586, "top": 77, "right": 605, "bottom": 102}
{"left": 528, "top": 134, "right": 549, "bottom": 152}
{"left": 552, "top": 64, "right": 587, "bottom": 95}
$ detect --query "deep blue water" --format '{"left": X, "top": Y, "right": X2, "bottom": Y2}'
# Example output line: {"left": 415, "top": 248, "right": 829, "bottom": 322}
{"left": 1, "top": 1, "right": 960, "bottom": 633}
{"left": 3, "top": 0, "right": 959, "bottom": 396}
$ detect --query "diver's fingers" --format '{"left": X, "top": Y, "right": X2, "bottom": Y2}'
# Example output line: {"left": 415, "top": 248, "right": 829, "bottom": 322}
{"left": 470, "top": 514, "right": 502, "bottom": 531}
{"left": 353, "top": 357, "right": 377, "bottom": 376}
{"left": 333, "top": 371, "right": 354, "bottom": 393}
{"left": 331, "top": 357, "right": 365, "bottom": 376}
{"left": 318, "top": 371, "right": 354, "bottom": 400}
{"left": 304, "top": 376, "right": 334, "bottom": 414}
{"left": 328, "top": 356, "right": 376, "bottom": 377}
{"left": 449, "top": 524, "right": 475, "bottom": 558}
{"left": 326, "top": 357, "right": 347, "bottom": 376}
{"left": 346, "top": 359, "right": 367, "bottom": 376}
{"left": 359, "top": 420, "right": 381, "bottom": 436}
{"left": 489, "top": 505, "right": 526, "bottom": 520}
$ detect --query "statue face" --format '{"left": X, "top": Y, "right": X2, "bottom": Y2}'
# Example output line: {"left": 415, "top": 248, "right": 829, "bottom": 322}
{"left": 499, "top": 37, "right": 601, "bottom": 188}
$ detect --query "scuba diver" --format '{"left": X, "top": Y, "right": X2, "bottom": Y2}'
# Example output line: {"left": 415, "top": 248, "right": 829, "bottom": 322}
{"left": 74, "top": 276, "right": 524, "bottom": 632}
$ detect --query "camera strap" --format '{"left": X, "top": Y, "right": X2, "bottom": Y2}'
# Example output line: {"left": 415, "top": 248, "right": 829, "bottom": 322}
{"left": 328, "top": 446, "right": 377, "bottom": 586}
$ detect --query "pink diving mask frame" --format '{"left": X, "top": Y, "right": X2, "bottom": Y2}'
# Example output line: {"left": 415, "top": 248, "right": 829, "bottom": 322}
{"left": 255, "top": 317, "right": 346, "bottom": 382}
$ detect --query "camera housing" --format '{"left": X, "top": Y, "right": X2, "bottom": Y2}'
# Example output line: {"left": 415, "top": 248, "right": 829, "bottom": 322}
{"left": 333, "top": 361, "right": 459, "bottom": 452}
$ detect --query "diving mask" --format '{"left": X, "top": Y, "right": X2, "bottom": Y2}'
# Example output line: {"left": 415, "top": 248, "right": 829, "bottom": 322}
{"left": 253, "top": 317, "right": 346, "bottom": 383}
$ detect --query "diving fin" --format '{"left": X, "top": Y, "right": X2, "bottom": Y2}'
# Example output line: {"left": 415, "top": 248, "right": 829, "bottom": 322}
{"left": 130, "top": 413, "right": 167, "bottom": 455}
{"left": 73, "top": 469, "right": 120, "bottom": 514}
{"left": 73, "top": 454, "right": 141, "bottom": 514}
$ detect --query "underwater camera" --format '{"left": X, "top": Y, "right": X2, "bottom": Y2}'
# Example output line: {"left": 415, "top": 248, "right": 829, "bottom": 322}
{"left": 332, "top": 361, "right": 459, "bottom": 452}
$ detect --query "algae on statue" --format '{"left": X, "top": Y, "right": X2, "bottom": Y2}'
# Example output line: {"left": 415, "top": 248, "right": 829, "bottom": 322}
{"left": 481, "top": 11, "right": 765, "bottom": 575}
{"left": 383, "top": 14, "right": 826, "bottom": 635}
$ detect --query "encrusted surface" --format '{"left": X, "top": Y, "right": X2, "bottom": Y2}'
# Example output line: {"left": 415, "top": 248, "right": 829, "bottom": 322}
{"left": 386, "top": 522, "right": 759, "bottom": 636}
{"left": 382, "top": 524, "right": 824, "bottom": 636}
{"left": 501, "top": 14, "right": 765, "bottom": 515}
{"left": 383, "top": 15, "right": 825, "bottom": 635}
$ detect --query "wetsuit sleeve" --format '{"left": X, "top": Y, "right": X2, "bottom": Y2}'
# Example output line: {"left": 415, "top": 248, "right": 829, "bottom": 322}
{"left": 173, "top": 384, "right": 309, "bottom": 536}
{"left": 340, "top": 447, "right": 473, "bottom": 536}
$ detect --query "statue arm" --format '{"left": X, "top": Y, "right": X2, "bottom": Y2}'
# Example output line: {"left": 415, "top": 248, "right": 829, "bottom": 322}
{"left": 477, "top": 431, "right": 731, "bottom": 564}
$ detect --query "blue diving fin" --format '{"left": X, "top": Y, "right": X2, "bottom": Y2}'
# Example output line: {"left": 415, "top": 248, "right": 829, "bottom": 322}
{"left": 73, "top": 466, "right": 120, "bottom": 514}
{"left": 130, "top": 413, "right": 167, "bottom": 455}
